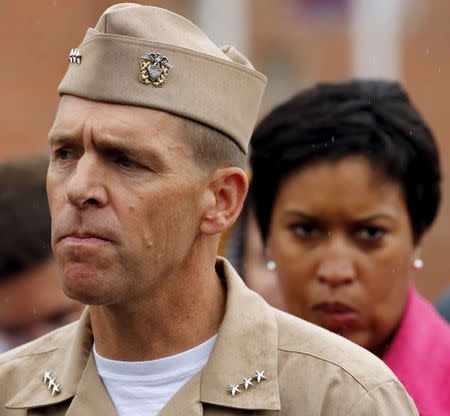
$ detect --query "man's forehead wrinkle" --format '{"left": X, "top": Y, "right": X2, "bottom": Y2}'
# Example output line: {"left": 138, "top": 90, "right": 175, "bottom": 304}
{"left": 91, "top": 125, "right": 143, "bottom": 155}
{"left": 82, "top": 120, "right": 94, "bottom": 144}
{"left": 92, "top": 107, "right": 161, "bottom": 142}
{"left": 51, "top": 98, "right": 194, "bottom": 171}
{"left": 93, "top": 121, "right": 138, "bottom": 146}
{"left": 48, "top": 124, "right": 84, "bottom": 145}
{"left": 48, "top": 105, "right": 90, "bottom": 143}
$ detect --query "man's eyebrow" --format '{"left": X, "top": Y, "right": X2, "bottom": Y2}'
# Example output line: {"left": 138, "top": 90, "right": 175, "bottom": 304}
{"left": 48, "top": 133, "right": 77, "bottom": 147}
{"left": 95, "top": 139, "right": 137, "bottom": 156}
{"left": 103, "top": 142, "right": 168, "bottom": 172}
{"left": 48, "top": 128, "right": 168, "bottom": 171}
{"left": 48, "top": 123, "right": 80, "bottom": 142}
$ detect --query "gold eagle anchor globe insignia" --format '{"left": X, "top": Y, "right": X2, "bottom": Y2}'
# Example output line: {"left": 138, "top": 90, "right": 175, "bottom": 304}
{"left": 139, "top": 52, "right": 173, "bottom": 87}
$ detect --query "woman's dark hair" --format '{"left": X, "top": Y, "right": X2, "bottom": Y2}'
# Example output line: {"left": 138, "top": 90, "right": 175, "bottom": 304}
{"left": 249, "top": 79, "right": 441, "bottom": 245}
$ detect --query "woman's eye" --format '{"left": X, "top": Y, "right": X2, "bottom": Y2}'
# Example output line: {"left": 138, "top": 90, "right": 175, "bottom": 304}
{"left": 290, "top": 223, "right": 319, "bottom": 238}
{"left": 357, "top": 226, "right": 386, "bottom": 241}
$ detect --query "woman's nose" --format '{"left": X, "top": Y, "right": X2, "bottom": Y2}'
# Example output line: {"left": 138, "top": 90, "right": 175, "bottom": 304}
{"left": 316, "top": 255, "right": 356, "bottom": 288}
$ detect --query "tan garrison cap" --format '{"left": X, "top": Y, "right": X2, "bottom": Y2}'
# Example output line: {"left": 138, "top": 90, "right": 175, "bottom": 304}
{"left": 58, "top": 3, "right": 267, "bottom": 153}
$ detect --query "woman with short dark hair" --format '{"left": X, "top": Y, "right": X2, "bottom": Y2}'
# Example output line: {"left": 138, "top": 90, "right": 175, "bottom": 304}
{"left": 250, "top": 79, "right": 450, "bottom": 416}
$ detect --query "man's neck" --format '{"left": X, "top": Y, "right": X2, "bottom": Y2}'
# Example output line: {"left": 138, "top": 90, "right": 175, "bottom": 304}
{"left": 90, "top": 257, "right": 226, "bottom": 361}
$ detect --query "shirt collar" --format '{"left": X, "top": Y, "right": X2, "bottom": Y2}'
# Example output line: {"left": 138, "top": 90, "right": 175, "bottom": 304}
{"left": 6, "top": 307, "right": 93, "bottom": 409}
{"left": 199, "top": 258, "right": 281, "bottom": 411}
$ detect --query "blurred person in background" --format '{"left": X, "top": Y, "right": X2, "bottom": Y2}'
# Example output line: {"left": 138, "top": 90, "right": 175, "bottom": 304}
{"left": 0, "top": 155, "right": 83, "bottom": 352}
{"left": 249, "top": 79, "right": 450, "bottom": 416}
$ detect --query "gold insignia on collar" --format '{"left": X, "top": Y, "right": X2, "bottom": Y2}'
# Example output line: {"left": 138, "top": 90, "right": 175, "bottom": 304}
{"left": 139, "top": 52, "right": 173, "bottom": 87}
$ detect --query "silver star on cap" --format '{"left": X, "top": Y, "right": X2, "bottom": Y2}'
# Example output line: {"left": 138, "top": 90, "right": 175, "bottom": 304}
{"left": 227, "top": 384, "right": 241, "bottom": 397}
{"left": 243, "top": 377, "right": 253, "bottom": 389}
{"left": 69, "top": 48, "right": 82, "bottom": 64}
{"left": 255, "top": 370, "right": 267, "bottom": 383}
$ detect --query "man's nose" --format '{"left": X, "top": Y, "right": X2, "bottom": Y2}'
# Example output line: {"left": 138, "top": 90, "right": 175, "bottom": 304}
{"left": 316, "top": 252, "right": 357, "bottom": 288}
{"left": 65, "top": 155, "right": 108, "bottom": 209}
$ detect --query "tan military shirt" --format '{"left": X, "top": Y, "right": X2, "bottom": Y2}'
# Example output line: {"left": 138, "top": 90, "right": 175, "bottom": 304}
{"left": 0, "top": 258, "right": 417, "bottom": 415}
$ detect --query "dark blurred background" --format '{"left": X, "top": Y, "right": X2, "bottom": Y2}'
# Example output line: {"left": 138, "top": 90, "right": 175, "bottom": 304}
{"left": 0, "top": 0, "right": 449, "bottom": 300}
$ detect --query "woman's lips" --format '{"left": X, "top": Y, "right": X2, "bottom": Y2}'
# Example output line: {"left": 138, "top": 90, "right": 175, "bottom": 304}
{"left": 312, "top": 302, "right": 359, "bottom": 331}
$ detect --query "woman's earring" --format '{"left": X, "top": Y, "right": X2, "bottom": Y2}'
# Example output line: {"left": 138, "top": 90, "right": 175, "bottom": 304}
{"left": 266, "top": 260, "right": 277, "bottom": 271}
{"left": 413, "top": 258, "right": 424, "bottom": 270}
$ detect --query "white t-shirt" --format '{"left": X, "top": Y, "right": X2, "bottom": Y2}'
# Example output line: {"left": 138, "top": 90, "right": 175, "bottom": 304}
{"left": 93, "top": 335, "right": 217, "bottom": 416}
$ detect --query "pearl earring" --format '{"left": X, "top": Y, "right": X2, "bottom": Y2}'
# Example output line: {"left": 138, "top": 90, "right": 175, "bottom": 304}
{"left": 413, "top": 258, "right": 424, "bottom": 270}
{"left": 266, "top": 260, "right": 276, "bottom": 271}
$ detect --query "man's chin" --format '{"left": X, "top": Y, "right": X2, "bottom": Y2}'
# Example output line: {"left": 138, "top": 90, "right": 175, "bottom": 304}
{"left": 63, "top": 262, "right": 98, "bottom": 280}
{"left": 61, "top": 265, "right": 113, "bottom": 305}
{"left": 63, "top": 284, "right": 112, "bottom": 306}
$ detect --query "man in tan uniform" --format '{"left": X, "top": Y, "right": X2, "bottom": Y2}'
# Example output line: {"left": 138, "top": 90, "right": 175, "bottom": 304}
{"left": 0, "top": 4, "right": 418, "bottom": 415}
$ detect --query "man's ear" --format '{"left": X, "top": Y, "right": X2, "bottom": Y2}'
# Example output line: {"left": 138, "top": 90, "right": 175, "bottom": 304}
{"left": 199, "top": 167, "right": 248, "bottom": 236}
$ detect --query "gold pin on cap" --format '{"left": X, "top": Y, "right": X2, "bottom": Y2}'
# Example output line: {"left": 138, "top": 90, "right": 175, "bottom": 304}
{"left": 139, "top": 52, "right": 173, "bottom": 87}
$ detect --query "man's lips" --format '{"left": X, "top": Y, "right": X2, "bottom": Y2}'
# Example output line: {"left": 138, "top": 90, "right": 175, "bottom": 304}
{"left": 59, "top": 232, "right": 112, "bottom": 244}
{"left": 312, "top": 302, "right": 359, "bottom": 330}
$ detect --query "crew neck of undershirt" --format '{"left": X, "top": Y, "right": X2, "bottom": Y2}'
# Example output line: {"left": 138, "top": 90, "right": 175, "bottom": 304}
{"left": 93, "top": 335, "right": 217, "bottom": 381}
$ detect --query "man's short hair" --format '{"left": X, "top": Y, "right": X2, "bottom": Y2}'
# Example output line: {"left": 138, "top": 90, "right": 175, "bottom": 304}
{"left": 181, "top": 118, "right": 247, "bottom": 171}
{"left": 0, "top": 155, "right": 51, "bottom": 281}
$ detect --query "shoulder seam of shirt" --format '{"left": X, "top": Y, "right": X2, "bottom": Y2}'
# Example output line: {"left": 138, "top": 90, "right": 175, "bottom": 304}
{"left": 343, "top": 380, "right": 415, "bottom": 416}
{"left": 278, "top": 346, "right": 395, "bottom": 392}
